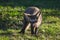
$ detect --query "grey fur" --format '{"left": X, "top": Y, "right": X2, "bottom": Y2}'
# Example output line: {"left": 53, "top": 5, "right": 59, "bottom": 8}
{"left": 20, "top": 7, "right": 42, "bottom": 35}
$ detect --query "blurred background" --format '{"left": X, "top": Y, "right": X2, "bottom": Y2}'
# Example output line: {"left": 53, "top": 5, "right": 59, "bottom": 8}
{"left": 0, "top": 0, "right": 60, "bottom": 40}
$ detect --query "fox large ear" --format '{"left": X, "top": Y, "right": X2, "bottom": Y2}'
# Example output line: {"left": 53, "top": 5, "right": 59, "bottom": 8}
{"left": 24, "top": 13, "right": 30, "bottom": 16}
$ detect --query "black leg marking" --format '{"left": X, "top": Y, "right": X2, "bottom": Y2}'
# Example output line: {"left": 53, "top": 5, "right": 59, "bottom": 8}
{"left": 35, "top": 27, "right": 38, "bottom": 36}
{"left": 31, "top": 24, "right": 34, "bottom": 34}
{"left": 20, "top": 17, "right": 29, "bottom": 34}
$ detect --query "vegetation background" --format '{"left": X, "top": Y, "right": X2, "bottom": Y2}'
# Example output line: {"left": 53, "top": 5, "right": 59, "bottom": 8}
{"left": 0, "top": 0, "right": 60, "bottom": 40}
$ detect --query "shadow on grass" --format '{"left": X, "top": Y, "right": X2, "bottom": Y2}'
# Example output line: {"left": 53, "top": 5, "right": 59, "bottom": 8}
{"left": 0, "top": 0, "right": 60, "bottom": 9}
{"left": 0, "top": 32, "right": 12, "bottom": 36}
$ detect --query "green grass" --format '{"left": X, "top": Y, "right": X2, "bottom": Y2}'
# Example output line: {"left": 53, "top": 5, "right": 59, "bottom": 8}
{"left": 0, "top": 36, "right": 9, "bottom": 40}
{"left": 0, "top": 6, "right": 60, "bottom": 40}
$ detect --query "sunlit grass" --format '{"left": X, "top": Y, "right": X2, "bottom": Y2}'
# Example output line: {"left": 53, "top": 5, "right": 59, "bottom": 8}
{"left": 0, "top": 36, "right": 9, "bottom": 40}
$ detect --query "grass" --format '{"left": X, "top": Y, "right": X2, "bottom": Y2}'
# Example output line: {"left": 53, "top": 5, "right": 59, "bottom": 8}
{"left": 0, "top": 0, "right": 60, "bottom": 40}
{"left": 0, "top": 6, "right": 60, "bottom": 40}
